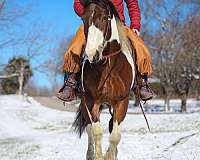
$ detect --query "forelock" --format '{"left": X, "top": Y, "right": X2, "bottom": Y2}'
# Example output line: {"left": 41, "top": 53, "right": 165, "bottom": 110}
{"left": 81, "top": 0, "right": 120, "bottom": 20}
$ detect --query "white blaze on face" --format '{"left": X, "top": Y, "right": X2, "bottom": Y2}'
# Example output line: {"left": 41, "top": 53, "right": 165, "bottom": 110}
{"left": 85, "top": 23, "right": 104, "bottom": 62}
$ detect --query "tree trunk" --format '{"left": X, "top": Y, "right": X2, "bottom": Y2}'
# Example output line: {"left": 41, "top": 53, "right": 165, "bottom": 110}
{"left": 197, "top": 88, "right": 200, "bottom": 101}
{"left": 164, "top": 95, "right": 170, "bottom": 112}
{"left": 18, "top": 63, "right": 25, "bottom": 95}
{"left": 181, "top": 93, "right": 187, "bottom": 112}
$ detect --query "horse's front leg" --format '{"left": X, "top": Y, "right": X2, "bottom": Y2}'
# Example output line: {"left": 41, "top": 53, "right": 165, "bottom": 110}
{"left": 104, "top": 97, "right": 129, "bottom": 160}
{"left": 91, "top": 122, "right": 104, "bottom": 160}
{"left": 86, "top": 124, "right": 95, "bottom": 160}
{"left": 91, "top": 103, "right": 104, "bottom": 160}
{"left": 104, "top": 122, "right": 121, "bottom": 160}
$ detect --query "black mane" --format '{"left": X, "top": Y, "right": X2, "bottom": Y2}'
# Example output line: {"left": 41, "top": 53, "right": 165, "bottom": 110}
{"left": 80, "top": 0, "right": 120, "bottom": 20}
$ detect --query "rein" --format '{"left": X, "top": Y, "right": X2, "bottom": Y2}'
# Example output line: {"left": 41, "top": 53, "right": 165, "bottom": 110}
{"left": 97, "top": 51, "right": 120, "bottom": 92}
{"left": 134, "top": 65, "right": 151, "bottom": 132}
{"left": 135, "top": 85, "right": 151, "bottom": 132}
{"left": 102, "top": 49, "right": 121, "bottom": 59}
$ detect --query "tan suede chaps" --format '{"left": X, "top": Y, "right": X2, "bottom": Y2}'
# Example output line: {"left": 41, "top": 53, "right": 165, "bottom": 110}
{"left": 62, "top": 25, "right": 153, "bottom": 76}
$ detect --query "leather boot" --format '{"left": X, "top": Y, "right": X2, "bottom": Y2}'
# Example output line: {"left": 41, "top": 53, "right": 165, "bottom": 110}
{"left": 136, "top": 74, "right": 154, "bottom": 101}
{"left": 56, "top": 72, "right": 78, "bottom": 102}
{"left": 140, "top": 81, "right": 154, "bottom": 101}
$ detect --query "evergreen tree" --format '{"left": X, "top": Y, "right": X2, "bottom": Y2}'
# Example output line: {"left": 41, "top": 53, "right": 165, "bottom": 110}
{"left": 1, "top": 56, "right": 33, "bottom": 94}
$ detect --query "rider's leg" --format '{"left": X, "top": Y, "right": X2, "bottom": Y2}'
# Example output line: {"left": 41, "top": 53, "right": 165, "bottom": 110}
{"left": 62, "top": 25, "right": 85, "bottom": 73}
{"left": 57, "top": 25, "right": 86, "bottom": 102}
{"left": 124, "top": 26, "right": 154, "bottom": 100}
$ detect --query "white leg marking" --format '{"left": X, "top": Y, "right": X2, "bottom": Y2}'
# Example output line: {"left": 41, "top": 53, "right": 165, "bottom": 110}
{"left": 86, "top": 125, "right": 95, "bottom": 160}
{"left": 104, "top": 122, "right": 121, "bottom": 160}
{"left": 91, "top": 122, "right": 104, "bottom": 160}
{"left": 85, "top": 23, "right": 104, "bottom": 62}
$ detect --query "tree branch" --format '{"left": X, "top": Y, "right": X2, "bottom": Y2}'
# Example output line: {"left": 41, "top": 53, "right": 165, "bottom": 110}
{"left": 0, "top": 73, "right": 19, "bottom": 79}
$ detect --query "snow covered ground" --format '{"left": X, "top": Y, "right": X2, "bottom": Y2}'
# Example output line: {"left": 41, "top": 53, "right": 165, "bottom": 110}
{"left": 0, "top": 95, "right": 200, "bottom": 160}
{"left": 128, "top": 99, "right": 200, "bottom": 113}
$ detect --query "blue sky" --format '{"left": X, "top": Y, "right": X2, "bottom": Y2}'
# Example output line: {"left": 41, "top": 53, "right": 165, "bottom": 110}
{"left": 25, "top": 0, "right": 81, "bottom": 34}
{"left": 0, "top": 0, "right": 191, "bottom": 89}
{"left": 0, "top": 0, "right": 82, "bottom": 88}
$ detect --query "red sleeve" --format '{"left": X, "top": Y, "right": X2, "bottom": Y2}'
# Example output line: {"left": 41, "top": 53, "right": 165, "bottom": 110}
{"left": 125, "top": 0, "right": 141, "bottom": 31}
{"left": 111, "top": 0, "right": 126, "bottom": 25}
{"left": 73, "top": 0, "right": 84, "bottom": 17}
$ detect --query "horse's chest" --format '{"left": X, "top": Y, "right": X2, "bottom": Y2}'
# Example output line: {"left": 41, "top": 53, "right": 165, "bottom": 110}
{"left": 99, "top": 70, "right": 129, "bottom": 100}
{"left": 83, "top": 55, "right": 132, "bottom": 101}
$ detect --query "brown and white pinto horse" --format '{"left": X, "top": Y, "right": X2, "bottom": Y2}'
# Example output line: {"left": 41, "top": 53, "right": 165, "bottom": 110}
{"left": 73, "top": 0, "right": 135, "bottom": 159}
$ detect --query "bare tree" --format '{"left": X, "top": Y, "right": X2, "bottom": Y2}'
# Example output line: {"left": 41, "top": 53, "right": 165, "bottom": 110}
{"left": 141, "top": 0, "right": 198, "bottom": 111}
{"left": 0, "top": 0, "right": 29, "bottom": 50}
{"left": 0, "top": 25, "right": 51, "bottom": 95}
{"left": 0, "top": 0, "right": 30, "bottom": 84}
{"left": 143, "top": 0, "right": 184, "bottom": 111}
{"left": 173, "top": 15, "right": 200, "bottom": 112}
{"left": 153, "top": 31, "right": 178, "bottom": 111}
{"left": 41, "top": 36, "right": 72, "bottom": 92}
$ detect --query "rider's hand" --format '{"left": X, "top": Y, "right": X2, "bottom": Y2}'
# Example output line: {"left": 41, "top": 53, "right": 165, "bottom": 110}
{"left": 133, "top": 29, "right": 140, "bottom": 36}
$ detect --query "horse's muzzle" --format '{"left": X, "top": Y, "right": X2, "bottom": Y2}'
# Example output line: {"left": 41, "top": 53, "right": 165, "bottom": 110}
{"left": 92, "top": 50, "right": 100, "bottom": 63}
{"left": 87, "top": 50, "right": 100, "bottom": 64}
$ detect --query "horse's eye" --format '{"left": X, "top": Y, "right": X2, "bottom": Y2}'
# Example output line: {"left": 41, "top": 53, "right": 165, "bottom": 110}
{"left": 103, "top": 16, "right": 107, "bottom": 21}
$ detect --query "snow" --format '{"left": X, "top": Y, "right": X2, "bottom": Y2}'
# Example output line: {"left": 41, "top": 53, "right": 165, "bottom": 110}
{"left": 0, "top": 95, "right": 200, "bottom": 160}
{"left": 128, "top": 99, "right": 200, "bottom": 113}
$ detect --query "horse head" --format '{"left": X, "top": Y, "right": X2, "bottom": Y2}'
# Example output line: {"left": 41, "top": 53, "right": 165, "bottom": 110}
{"left": 81, "top": 0, "right": 121, "bottom": 63}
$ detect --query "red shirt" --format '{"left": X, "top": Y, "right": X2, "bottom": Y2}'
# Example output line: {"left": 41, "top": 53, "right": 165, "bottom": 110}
{"left": 73, "top": 0, "right": 141, "bottom": 31}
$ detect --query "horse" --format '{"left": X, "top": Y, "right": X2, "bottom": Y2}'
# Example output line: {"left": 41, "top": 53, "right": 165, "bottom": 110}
{"left": 73, "top": 0, "right": 136, "bottom": 159}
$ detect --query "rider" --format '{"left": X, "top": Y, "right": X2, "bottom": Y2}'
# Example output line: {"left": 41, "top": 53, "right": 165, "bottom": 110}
{"left": 57, "top": 0, "right": 153, "bottom": 101}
